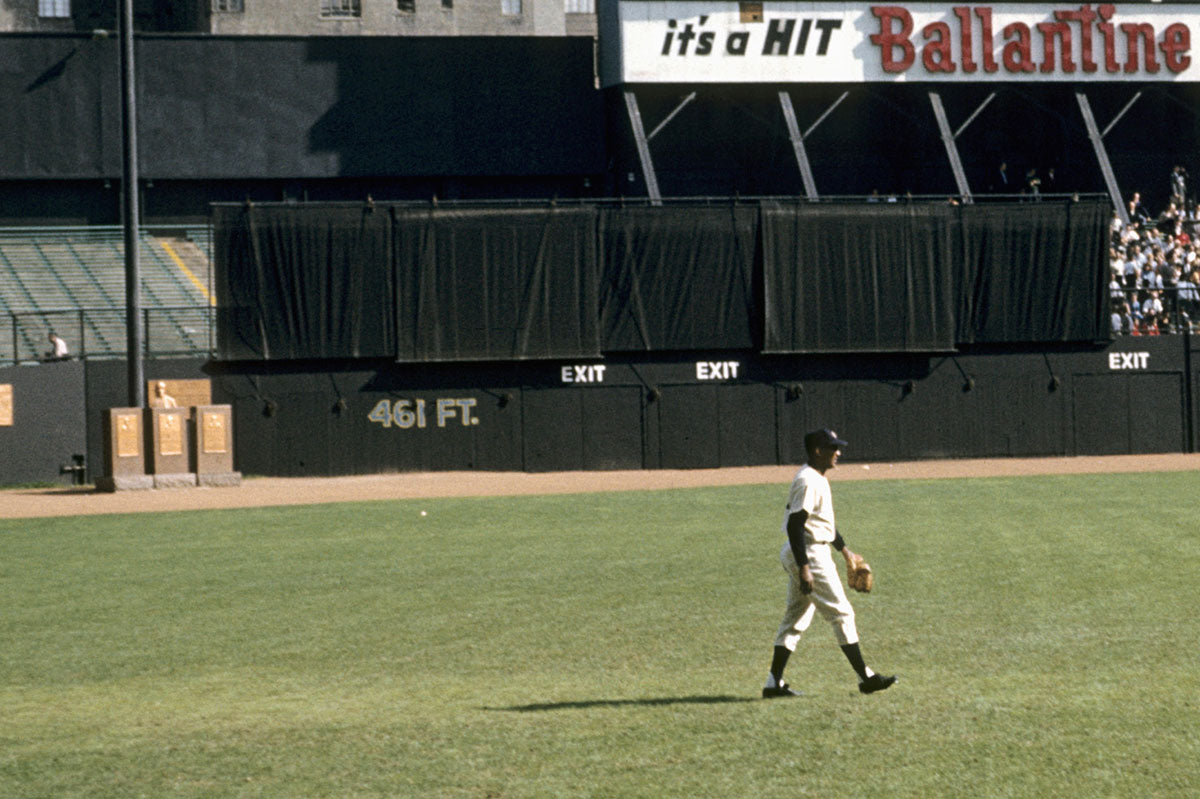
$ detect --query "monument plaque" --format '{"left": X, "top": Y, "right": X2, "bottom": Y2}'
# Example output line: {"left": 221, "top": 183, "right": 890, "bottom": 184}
{"left": 146, "top": 407, "right": 194, "bottom": 487}
{"left": 159, "top": 412, "right": 184, "bottom": 456}
{"left": 193, "top": 404, "right": 240, "bottom": 486}
{"left": 201, "top": 409, "right": 228, "bottom": 454}
{"left": 98, "top": 408, "right": 151, "bottom": 491}
{"left": 116, "top": 412, "right": 140, "bottom": 457}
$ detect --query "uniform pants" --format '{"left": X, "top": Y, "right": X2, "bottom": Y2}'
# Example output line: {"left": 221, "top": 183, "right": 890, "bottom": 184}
{"left": 774, "top": 542, "right": 858, "bottom": 650}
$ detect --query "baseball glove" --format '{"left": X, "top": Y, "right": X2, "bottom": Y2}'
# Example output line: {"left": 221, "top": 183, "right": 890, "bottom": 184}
{"left": 846, "top": 554, "right": 874, "bottom": 593}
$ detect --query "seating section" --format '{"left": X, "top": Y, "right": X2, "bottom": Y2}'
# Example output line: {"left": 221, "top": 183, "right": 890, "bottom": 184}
{"left": 0, "top": 227, "right": 213, "bottom": 363}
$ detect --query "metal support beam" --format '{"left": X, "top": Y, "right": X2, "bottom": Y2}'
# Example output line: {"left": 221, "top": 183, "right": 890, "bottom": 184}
{"left": 777, "top": 90, "right": 848, "bottom": 200}
{"left": 779, "top": 91, "right": 819, "bottom": 200}
{"left": 928, "top": 92, "right": 973, "bottom": 203}
{"left": 1077, "top": 92, "right": 1129, "bottom": 225}
{"left": 623, "top": 91, "right": 662, "bottom": 205}
{"left": 1101, "top": 91, "right": 1142, "bottom": 139}
{"left": 647, "top": 91, "right": 696, "bottom": 142}
{"left": 953, "top": 93, "right": 996, "bottom": 139}
{"left": 803, "top": 90, "right": 849, "bottom": 139}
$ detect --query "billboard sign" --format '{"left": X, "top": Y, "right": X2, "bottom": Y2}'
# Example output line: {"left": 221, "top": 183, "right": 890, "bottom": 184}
{"left": 600, "top": 2, "right": 1198, "bottom": 84}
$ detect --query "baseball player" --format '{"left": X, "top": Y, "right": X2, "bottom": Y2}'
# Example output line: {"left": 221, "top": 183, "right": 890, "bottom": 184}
{"left": 762, "top": 429, "right": 897, "bottom": 697}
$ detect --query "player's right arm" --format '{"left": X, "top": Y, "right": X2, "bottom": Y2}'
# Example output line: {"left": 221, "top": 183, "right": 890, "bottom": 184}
{"left": 786, "top": 510, "right": 814, "bottom": 594}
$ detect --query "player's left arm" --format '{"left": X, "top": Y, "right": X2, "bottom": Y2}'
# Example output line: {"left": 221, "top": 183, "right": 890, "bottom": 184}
{"left": 832, "top": 530, "right": 859, "bottom": 565}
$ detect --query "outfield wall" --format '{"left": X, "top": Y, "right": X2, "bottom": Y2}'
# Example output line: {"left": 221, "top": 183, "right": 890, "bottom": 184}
{"left": 2, "top": 337, "right": 1193, "bottom": 486}
{"left": 205, "top": 338, "right": 1191, "bottom": 477}
{"left": 0, "top": 360, "right": 86, "bottom": 486}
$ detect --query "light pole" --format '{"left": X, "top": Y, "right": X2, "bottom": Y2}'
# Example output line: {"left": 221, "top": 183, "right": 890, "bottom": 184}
{"left": 119, "top": 0, "right": 144, "bottom": 407}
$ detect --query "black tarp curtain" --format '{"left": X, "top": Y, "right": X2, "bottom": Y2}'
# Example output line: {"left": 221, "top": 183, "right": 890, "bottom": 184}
{"left": 213, "top": 200, "right": 1109, "bottom": 361}
{"left": 393, "top": 207, "right": 600, "bottom": 362}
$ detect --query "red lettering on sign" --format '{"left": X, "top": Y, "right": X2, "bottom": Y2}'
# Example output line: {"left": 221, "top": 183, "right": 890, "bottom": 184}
{"left": 866, "top": 4, "right": 1192, "bottom": 78}
{"left": 870, "top": 6, "right": 915, "bottom": 72}
{"left": 1056, "top": 5, "right": 1098, "bottom": 72}
{"left": 953, "top": 7, "right": 977, "bottom": 72}
{"left": 1161, "top": 22, "right": 1191, "bottom": 73}
{"left": 1122, "top": 22, "right": 1160, "bottom": 73}
{"left": 1002, "top": 21, "right": 1035, "bottom": 73}
{"left": 1037, "top": 21, "right": 1074, "bottom": 73}
{"left": 976, "top": 7, "right": 999, "bottom": 72}
{"left": 922, "top": 21, "right": 955, "bottom": 72}
{"left": 1097, "top": 5, "right": 1120, "bottom": 72}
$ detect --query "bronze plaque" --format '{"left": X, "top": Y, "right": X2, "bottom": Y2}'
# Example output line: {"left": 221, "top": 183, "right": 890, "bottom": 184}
{"left": 0, "top": 384, "right": 11, "bottom": 427}
{"left": 146, "top": 378, "right": 212, "bottom": 409}
{"left": 116, "top": 412, "right": 140, "bottom": 457}
{"left": 158, "top": 412, "right": 184, "bottom": 456}
{"left": 201, "top": 411, "right": 228, "bottom": 454}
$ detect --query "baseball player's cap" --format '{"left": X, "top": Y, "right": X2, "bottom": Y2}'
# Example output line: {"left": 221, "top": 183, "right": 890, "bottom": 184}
{"left": 805, "top": 429, "right": 848, "bottom": 451}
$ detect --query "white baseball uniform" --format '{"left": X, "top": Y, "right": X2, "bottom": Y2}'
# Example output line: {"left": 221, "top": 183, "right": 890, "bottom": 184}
{"left": 773, "top": 464, "right": 858, "bottom": 650}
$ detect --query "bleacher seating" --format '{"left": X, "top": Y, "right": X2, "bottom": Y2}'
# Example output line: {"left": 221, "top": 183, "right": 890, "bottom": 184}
{"left": 0, "top": 227, "right": 213, "bottom": 364}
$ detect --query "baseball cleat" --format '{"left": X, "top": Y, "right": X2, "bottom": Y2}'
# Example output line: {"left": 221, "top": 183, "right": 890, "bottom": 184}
{"left": 762, "top": 682, "right": 803, "bottom": 699}
{"left": 858, "top": 674, "right": 898, "bottom": 694}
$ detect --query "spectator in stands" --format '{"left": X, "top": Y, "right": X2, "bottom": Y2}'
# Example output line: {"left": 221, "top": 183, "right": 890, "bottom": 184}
{"left": 1024, "top": 168, "right": 1041, "bottom": 198}
{"left": 1110, "top": 210, "right": 1124, "bottom": 237}
{"left": 1178, "top": 270, "right": 1200, "bottom": 316}
{"left": 151, "top": 380, "right": 178, "bottom": 409}
{"left": 1122, "top": 246, "right": 1140, "bottom": 289}
{"left": 1141, "top": 290, "right": 1165, "bottom": 330}
{"left": 1128, "top": 191, "right": 1150, "bottom": 225}
{"left": 992, "top": 160, "right": 1011, "bottom": 193}
{"left": 43, "top": 332, "right": 69, "bottom": 361}
{"left": 1159, "top": 202, "right": 1184, "bottom": 234}
{"left": 1158, "top": 252, "right": 1180, "bottom": 291}
{"left": 1171, "top": 165, "right": 1188, "bottom": 205}
{"left": 1141, "top": 259, "right": 1164, "bottom": 291}
{"left": 1114, "top": 302, "right": 1136, "bottom": 336}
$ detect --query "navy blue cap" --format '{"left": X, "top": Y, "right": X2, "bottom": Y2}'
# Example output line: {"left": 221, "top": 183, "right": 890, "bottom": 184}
{"left": 804, "top": 429, "right": 848, "bottom": 451}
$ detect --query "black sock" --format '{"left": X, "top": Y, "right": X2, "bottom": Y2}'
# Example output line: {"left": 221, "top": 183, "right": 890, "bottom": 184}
{"left": 769, "top": 645, "right": 791, "bottom": 683}
{"left": 840, "top": 643, "right": 868, "bottom": 681}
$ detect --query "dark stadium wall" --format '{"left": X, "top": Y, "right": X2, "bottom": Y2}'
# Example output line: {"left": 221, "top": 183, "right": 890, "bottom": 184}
{"left": 0, "top": 34, "right": 605, "bottom": 223}
{"left": 6, "top": 32, "right": 1200, "bottom": 223}
{"left": 604, "top": 83, "right": 1200, "bottom": 207}
{"left": 202, "top": 337, "right": 1193, "bottom": 478}
{"left": 0, "top": 360, "right": 87, "bottom": 486}
{"left": 1, "top": 338, "right": 1195, "bottom": 487}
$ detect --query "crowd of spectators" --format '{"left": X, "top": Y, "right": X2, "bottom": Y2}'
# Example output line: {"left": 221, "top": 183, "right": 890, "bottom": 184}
{"left": 1109, "top": 167, "right": 1200, "bottom": 336}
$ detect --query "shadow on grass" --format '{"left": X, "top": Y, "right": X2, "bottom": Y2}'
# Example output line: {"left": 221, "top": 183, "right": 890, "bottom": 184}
{"left": 486, "top": 695, "right": 756, "bottom": 712}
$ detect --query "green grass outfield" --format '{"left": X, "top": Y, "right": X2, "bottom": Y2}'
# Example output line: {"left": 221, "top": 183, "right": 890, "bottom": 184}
{"left": 1, "top": 471, "right": 1198, "bottom": 798}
